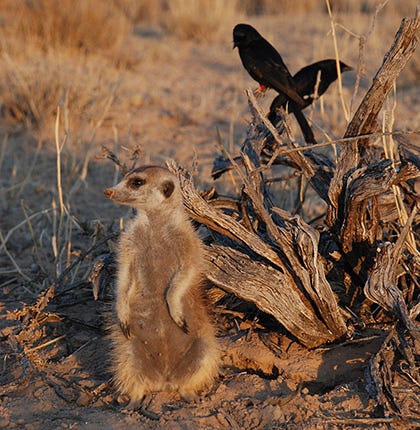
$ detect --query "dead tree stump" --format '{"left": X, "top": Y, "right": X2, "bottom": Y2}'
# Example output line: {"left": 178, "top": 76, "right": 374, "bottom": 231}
{"left": 168, "top": 13, "right": 420, "bottom": 351}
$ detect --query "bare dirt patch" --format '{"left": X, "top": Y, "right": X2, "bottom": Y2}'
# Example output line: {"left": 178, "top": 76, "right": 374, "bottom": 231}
{"left": 1, "top": 2, "right": 419, "bottom": 429}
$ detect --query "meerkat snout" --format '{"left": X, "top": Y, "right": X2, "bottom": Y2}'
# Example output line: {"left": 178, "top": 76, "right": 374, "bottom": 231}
{"left": 104, "top": 188, "right": 115, "bottom": 199}
{"left": 106, "top": 165, "right": 220, "bottom": 409}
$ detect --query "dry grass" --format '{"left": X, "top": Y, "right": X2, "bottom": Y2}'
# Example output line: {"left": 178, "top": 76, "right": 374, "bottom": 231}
{"left": 242, "top": 0, "right": 418, "bottom": 15}
{"left": 0, "top": 0, "right": 137, "bottom": 138}
{"left": 0, "top": 0, "right": 417, "bottom": 139}
{"left": 0, "top": 0, "right": 131, "bottom": 55}
{"left": 0, "top": 50, "right": 121, "bottom": 139}
{"left": 109, "top": 0, "right": 420, "bottom": 23}
{"left": 163, "top": 0, "right": 242, "bottom": 42}
{"left": 113, "top": 0, "right": 164, "bottom": 24}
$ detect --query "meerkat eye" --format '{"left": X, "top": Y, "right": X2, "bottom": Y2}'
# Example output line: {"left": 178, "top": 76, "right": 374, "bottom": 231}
{"left": 128, "top": 177, "right": 145, "bottom": 189}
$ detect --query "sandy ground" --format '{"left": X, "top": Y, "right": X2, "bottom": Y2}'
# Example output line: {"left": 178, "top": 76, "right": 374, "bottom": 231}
{"left": 1, "top": 6, "right": 419, "bottom": 430}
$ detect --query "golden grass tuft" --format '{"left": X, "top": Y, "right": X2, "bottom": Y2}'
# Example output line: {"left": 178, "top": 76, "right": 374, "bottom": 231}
{"left": 0, "top": 0, "right": 141, "bottom": 139}
{"left": 0, "top": 0, "right": 131, "bottom": 55}
{"left": 0, "top": 50, "right": 121, "bottom": 138}
{"left": 242, "top": 0, "right": 418, "bottom": 16}
{"left": 163, "top": 0, "right": 242, "bottom": 42}
{"left": 113, "top": 0, "right": 164, "bottom": 24}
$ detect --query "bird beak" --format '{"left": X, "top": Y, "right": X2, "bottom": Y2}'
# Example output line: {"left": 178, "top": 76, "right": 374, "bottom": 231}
{"left": 342, "top": 63, "right": 354, "bottom": 72}
{"left": 233, "top": 41, "right": 237, "bottom": 49}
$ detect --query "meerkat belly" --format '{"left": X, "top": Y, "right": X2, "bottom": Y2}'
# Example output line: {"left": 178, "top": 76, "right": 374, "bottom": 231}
{"left": 130, "top": 309, "right": 197, "bottom": 382}
{"left": 141, "top": 232, "right": 179, "bottom": 278}
{"left": 129, "top": 242, "right": 196, "bottom": 380}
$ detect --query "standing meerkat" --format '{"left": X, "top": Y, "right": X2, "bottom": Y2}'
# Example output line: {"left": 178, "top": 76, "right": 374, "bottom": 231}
{"left": 104, "top": 165, "right": 220, "bottom": 408}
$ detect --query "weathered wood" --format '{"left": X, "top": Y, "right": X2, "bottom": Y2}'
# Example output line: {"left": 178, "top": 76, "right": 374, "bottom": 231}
{"left": 339, "top": 160, "right": 420, "bottom": 252}
{"left": 365, "top": 324, "right": 420, "bottom": 416}
{"left": 363, "top": 204, "right": 419, "bottom": 414}
{"left": 236, "top": 98, "right": 347, "bottom": 339}
{"left": 212, "top": 151, "right": 334, "bottom": 197}
{"left": 327, "top": 14, "right": 420, "bottom": 228}
{"left": 168, "top": 138, "right": 347, "bottom": 347}
{"left": 212, "top": 91, "right": 334, "bottom": 203}
{"left": 206, "top": 245, "right": 337, "bottom": 347}
{"left": 167, "top": 161, "right": 288, "bottom": 272}
{"left": 364, "top": 206, "right": 419, "bottom": 337}
{"left": 246, "top": 90, "right": 332, "bottom": 203}
{"left": 168, "top": 14, "right": 418, "bottom": 353}
{"left": 339, "top": 160, "right": 394, "bottom": 252}
{"left": 365, "top": 328, "right": 401, "bottom": 414}
{"left": 275, "top": 210, "right": 347, "bottom": 338}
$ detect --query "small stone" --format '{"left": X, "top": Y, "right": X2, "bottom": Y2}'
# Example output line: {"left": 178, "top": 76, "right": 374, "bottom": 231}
{"left": 30, "top": 263, "right": 39, "bottom": 272}
{"left": 0, "top": 417, "right": 10, "bottom": 428}
{"left": 76, "top": 392, "right": 91, "bottom": 406}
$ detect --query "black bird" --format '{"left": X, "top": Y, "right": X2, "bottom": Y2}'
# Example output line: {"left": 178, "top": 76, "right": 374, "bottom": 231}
{"left": 233, "top": 23, "right": 305, "bottom": 108}
{"left": 268, "top": 59, "right": 353, "bottom": 123}
{"left": 233, "top": 23, "right": 318, "bottom": 144}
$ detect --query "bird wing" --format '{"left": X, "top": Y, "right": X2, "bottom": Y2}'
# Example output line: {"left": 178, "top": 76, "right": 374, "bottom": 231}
{"left": 251, "top": 45, "right": 306, "bottom": 108}
{"left": 261, "top": 68, "right": 305, "bottom": 107}
{"left": 293, "top": 61, "right": 333, "bottom": 100}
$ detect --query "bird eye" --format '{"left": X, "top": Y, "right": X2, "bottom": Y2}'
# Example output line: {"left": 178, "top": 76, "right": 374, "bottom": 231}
{"left": 128, "top": 177, "right": 145, "bottom": 189}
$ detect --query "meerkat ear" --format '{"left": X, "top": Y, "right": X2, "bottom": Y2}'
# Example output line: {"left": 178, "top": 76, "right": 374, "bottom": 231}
{"left": 161, "top": 180, "right": 175, "bottom": 198}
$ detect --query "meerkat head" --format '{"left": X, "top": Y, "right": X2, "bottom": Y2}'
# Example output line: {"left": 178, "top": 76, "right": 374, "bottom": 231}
{"left": 104, "top": 166, "right": 181, "bottom": 211}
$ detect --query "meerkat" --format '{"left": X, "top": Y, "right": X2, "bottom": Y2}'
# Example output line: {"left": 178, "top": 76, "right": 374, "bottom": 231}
{"left": 103, "top": 166, "right": 220, "bottom": 408}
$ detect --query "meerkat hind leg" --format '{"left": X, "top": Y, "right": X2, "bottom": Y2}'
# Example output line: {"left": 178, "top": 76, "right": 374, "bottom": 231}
{"left": 122, "top": 395, "right": 144, "bottom": 412}
{"left": 171, "top": 336, "right": 217, "bottom": 402}
{"left": 179, "top": 389, "right": 199, "bottom": 403}
{"left": 139, "top": 405, "right": 160, "bottom": 421}
{"left": 123, "top": 396, "right": 160, "bottom": 421}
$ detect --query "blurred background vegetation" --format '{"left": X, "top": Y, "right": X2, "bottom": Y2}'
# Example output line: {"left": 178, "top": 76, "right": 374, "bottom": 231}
{"left": 0, "top": 0, "right": 418, "bottom": 138}
{"left": 0, "top": 1, "right": 417, "bottom": 279}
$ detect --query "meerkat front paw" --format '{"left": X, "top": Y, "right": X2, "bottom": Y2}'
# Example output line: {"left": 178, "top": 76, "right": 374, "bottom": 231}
{"left": 166, "top": 284, "right": 190, "bottom": 333}
{"left": 119, "top": 319, "right": 131, "bottom": 338}
{"left": 168, "top": 306, "right": 189, "bottom": 333}
{"left": 171, "top": 311, "right": 189, "bottom": 334}
{"left": 178, "top": 316, "right": 189, "bottom": 334}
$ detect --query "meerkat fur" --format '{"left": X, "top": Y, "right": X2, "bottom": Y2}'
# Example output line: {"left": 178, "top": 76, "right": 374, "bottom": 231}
{"left": 104, "top": 166, "right": 220, "bottom": 407}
